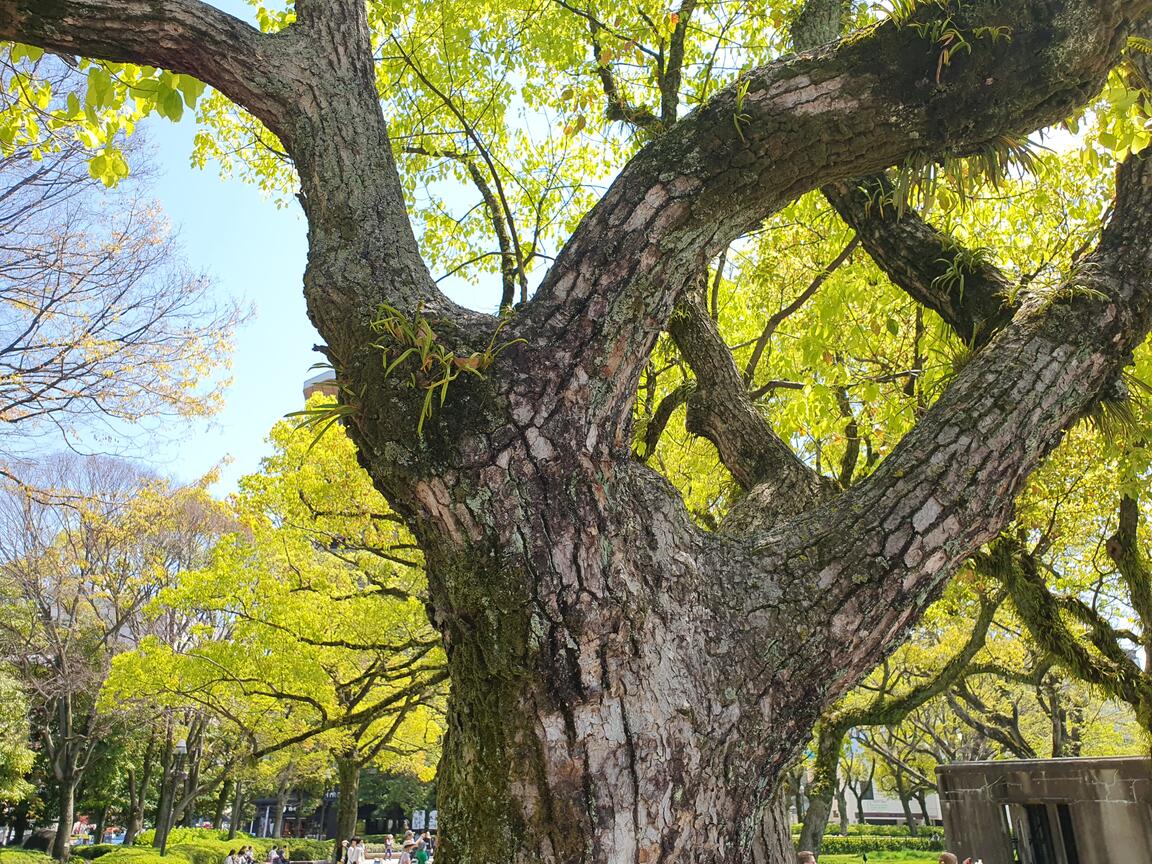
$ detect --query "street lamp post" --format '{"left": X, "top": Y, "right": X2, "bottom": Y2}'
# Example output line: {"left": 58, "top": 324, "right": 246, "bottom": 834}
{"left": 159, "top": 740, "right": 188, "bottom": 857}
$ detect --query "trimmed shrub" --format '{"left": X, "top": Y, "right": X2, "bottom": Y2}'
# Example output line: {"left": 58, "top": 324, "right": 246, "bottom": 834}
{"left": 168, "top": 843, "right": 230, "bottom": 864}
{"left": 0, "top": 852, "right": 56, "bottom": 864}
{"left": 792, "top": 823, "right": 944, "bottom": 839}
{"left": 97, "top": 849, "right": 176, "bottom": 864}
{"left": 817, "top": 835, "right": 945, "bottom": 854}
{"left": 284, "top": 841, "right": 332, "bottom": 862}
{"left": 71, "top": 846, "right": 120, "bottom": 860}
{"left": 134, "top": 830, "right": 256, "bottom": 848}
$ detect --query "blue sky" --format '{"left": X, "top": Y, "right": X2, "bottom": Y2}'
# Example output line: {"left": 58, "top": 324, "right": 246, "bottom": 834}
{"left": 142, "top": 111, "right": 315, "bottom": 493}
{"left": 139, "top": 1, "right": 492, "bottom": 494}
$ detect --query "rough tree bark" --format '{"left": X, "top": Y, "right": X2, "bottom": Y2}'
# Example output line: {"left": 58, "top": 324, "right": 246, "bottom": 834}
{"left": 6, "top": 1, "right": 1152, "bottom": 863}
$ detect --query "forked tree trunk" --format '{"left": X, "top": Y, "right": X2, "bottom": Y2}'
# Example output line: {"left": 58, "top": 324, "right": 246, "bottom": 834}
{"left": 422, "top": 460, "right": 819, "bottom": 863}
{"left": 8, "top": 2, "right": 1152, "bottom": 864}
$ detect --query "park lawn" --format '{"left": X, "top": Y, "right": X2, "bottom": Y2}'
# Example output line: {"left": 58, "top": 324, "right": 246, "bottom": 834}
{"left": 820, "top": 852, "right": 939, "bottom": 864}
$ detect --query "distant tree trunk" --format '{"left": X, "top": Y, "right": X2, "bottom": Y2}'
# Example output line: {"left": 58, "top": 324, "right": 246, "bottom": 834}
{"left": 893, "top": 769, "right": 917, "bottom": 837}
{"left": 228, "top": 782, "right": 243, "bottom": 841}
{"left": 273, "top": 785, "right": 288, "bottom": 839}
{"left": 124, "top": 734, "right": 156, "bottom": 847}
{"left": 331, "top": 757, "right": 360, "bottom": 864}
{"left": 836, "top": 786, "right": 850, "bottom": 835}
{"left": 11, "top": 799, "right": 29, "bottom": 845}
{"left": 153, "top": 746, "right": 173, "bottom": 851}
{"left": 798, "top": 724, "right": 845, "bottom": 854}
{"left": 94, "top": 805, "right": 108, "bottom": 845}
{"left": 213, "top": 778, "right": 231, "bottom": 830}
{"left": 849, "top": 779, "right": 867, "bottom": 825}
{"left": 914, "top": 790, "right": 930, "bottom": 826}
{"left": 53, "top": 777, "right": 78, "bottom": 860}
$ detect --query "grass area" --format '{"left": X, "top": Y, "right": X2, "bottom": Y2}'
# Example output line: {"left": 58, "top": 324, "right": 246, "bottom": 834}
{"left": 820, "top": 853, "right": 939, "bottom": 864}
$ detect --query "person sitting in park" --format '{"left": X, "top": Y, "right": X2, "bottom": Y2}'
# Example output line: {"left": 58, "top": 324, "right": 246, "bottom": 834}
{"left": 938, "top": 854, "right": 958, "bottom": 864}
{"left": 797, "top": 852, "right": 816, "bottom": 864}
{"left": 224, "top": 849, "right": 238, "bottom": 864}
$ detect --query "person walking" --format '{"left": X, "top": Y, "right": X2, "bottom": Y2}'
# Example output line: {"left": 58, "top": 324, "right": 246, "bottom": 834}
{"left": 397, "top": 840, "right": 416, "bottom": 864}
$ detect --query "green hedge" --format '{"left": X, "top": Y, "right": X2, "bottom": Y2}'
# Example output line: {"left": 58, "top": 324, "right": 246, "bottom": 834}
{"left": 817, "top": 836, "right": 945, "bottom": 854}
{"left": 284, "top": 841, "right": 332, "bottom": 861}
{"left": 133, "top": 830, "right": 261, "bottom": 848}
{"left": 0, "top": 852, "right": 56, "bottom": 864}
{"left": 792, "top": 823, "right": 943, "bottom": 838}
{"left": 71, "top": 847, "right": 120, "bottom": 860}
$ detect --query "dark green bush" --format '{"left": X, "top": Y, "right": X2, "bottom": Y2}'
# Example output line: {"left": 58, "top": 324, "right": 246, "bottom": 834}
{"left": 72, "top": 846, "right": 120, "bottom": 860}
{"left": 284, "top": 840, "right": 332, "bottom": 862}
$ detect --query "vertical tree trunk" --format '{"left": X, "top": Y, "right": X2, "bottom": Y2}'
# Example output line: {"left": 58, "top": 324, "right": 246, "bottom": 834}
{"left": 331, "top": 757, "right": 359, "bottom": 864}
{"left": 12, "top": 799, "right": 29, "bottom": 844}
{"left": 213, "top": 777, "right": 231, "bottom": 830}
{"left": 125, "top": 734, "right": 156, "bottom": 847}
{"left": 53, "top": 778, "right": 77, "bottom": 861}
{"left": 273, "top": 785, "right": 287, "bottom": 839}
{"left": 836, "top": 786, "right": 850, "bottom": 835}
{"left": 152, "top": 733, "right": 174, "bottom": 851}
{"left": 914, "top": 790, "right": 930, "bottom": 826}
{"left": 894, "top": 770, "right": 917, "bottom": 836}
{"left": 798, "top": 724, "right": 844, "bottom": 854}
{"left": 228, "top": 782, "right": 243, "bottom": 841}
{"left": 94, "top": 805, "right": 108, "bottom": 845}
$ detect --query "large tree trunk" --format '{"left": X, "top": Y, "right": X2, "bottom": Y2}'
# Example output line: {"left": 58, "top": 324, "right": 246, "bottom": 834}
{"left": 8, "top": 3, "right": 1152, "bottom": 864}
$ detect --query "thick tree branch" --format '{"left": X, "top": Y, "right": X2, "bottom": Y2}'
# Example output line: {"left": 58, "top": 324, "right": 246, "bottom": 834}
{"left": 753, "top": 146, "right": 1152, "bottom": 727}
{"left": 0, "top": 0, "right": 289, "bottom": 137}
{"left": 521, "top": 0, "right": 1149, "bottom": 438}
{"left": 667, "top": 290, "right": 836, "bottom": 517}
{"left": 823, "top": 178, "right": 1015, "bottom": 347}
{"left": 1106, "top": 493, "right": 1152, "bottom": 658}
{"left": 790, "top": 0, "right": 1016, "bottom": 350}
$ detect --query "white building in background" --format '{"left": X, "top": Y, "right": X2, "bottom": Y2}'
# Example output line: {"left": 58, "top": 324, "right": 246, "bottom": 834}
{"left": 790, "top": 780, "right": 943, "bottom": 827}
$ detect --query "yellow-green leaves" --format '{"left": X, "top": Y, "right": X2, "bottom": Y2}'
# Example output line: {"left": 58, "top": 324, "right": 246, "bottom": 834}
{"left": 2, "top": 44, "right": 208, "bottom": 186}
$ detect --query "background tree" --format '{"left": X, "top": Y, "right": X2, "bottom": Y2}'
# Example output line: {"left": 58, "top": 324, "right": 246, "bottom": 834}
{"left": 0, "top": 667, "right": 34, "bottom": 805}
{"left": 6, "top": 1, "right": 1152, "bottom": 862}
{"left": 0, "top": 49, "right": 243, "bottom": 474}
{"left": 0, "top": 455, "right": 231, "bottom": 858}
{"left": 106, "top": 408, "right": 447, "bottom": 859}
